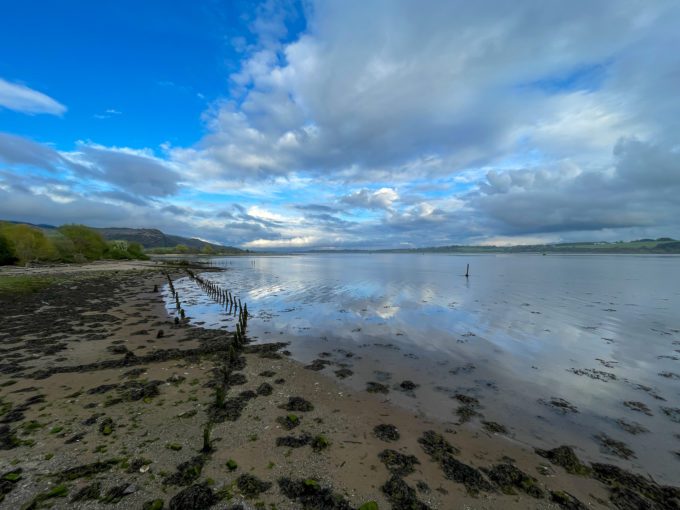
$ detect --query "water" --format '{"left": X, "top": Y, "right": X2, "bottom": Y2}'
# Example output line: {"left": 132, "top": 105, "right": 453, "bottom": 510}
{"left": 163, "top": 253, "right": 680, "bottom": 483}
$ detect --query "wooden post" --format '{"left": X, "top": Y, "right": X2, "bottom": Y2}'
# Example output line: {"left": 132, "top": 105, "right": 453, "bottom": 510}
{"left": 465, "top": 264, "right": 469, "bottom": 278}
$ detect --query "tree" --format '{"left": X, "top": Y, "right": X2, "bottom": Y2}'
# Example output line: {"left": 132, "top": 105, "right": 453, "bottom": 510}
{"left": 175, "top": 244, "right": 189, "bottom": 254}
{"left": 58, "top": 224, "right": 107, "bottom": 261}
{"left": 0, "top": 224, "right": 56, "bottom": 265}
{"left": 127, "top": 242, "right": 147, "bottom": 260}
{"left": 0, "top": 234, "right": 17, "bottom": 265}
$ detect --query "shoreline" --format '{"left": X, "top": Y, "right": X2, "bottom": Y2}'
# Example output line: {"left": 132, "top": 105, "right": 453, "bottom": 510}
{"left": 0, "top": 261, "right": 677, "bottom": 509}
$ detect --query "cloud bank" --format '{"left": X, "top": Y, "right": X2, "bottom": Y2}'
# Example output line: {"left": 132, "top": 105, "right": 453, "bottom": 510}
{"left": 1, "top": 0, "right": 679, "bottom": 249}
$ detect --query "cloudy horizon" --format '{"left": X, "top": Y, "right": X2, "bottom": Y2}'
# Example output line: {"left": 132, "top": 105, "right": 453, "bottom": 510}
{"left": 1, "top": 0, "right": 679, "bottom": 250}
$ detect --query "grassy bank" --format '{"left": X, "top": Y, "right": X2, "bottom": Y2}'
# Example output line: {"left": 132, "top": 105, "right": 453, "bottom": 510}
{"left": 0, "top": 275, "right": 55, "bottom": 295}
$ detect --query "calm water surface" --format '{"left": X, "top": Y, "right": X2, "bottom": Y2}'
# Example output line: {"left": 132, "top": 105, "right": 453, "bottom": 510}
{"left": 163, "top": 253, "right": 680, "bottom": 483}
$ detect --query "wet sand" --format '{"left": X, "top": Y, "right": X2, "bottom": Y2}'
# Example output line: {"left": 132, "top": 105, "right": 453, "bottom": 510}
{"left": 0, "top": 262, "right": 678, "bottom": 509}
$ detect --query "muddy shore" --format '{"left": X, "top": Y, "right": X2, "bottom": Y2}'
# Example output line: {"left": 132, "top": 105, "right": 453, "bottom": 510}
{"left": 0, "top": 262, "right": 678, "bottom": 509}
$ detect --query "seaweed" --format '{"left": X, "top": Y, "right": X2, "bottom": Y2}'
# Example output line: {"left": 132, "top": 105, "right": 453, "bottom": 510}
{"left": 534, "top": 445, "right": 591, "bottom": 475}
{"left": 281, "top": 397, "right": 314, "bottom": 412}
{"left": 236, "top": 473, "right": 272, "bottom": 497}
{"left": 381, "top": 475, "right": 430, "bottom": 510}
{"left": 374, "top": 424, "right": 400, "bottom": 442}
{"left": 168, "top": 483, "right": 218, "bottom": 510}
{"left": 278, "top": 477, "right": 353, "bottom": 510}
{"left": 378, "top": 449, "right": 420, "bottom": 476}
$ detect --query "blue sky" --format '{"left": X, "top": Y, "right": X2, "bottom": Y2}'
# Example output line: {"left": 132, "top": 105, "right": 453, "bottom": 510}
{"left": 1, "top": 0, "right": 679, "bottom": 249}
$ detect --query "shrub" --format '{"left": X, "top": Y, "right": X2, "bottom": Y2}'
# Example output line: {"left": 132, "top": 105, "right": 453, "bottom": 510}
{"left": 0, "top": 234, "right": 17, "bottom": 265}
{"left": 0, "top": 223, "right": 56, "bottom": 265}
{"left": 58, "top": 224, "right": 107, "bottom": 261}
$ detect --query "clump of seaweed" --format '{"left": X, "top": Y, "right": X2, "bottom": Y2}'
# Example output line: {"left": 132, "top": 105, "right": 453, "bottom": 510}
{"left": 236, "top": 473, "right": 272, "bottom": 497}
{"left": 168, "top": 483, "right": 218, "bottom": 510}
{"left": 278, "top": 477, "right": 353, "bottom": 510}
{"left": 276, "top": 433, "right": 312, "bottom": 448}
{"left": 534, "top": 445, "right": 590, "bottom": 476}
{"left": 163, "top": 455, "right": 206, "bottom": 486}
{"left": 594, "top": 434, "right": 636, "bottom": 459}
{"left": 366, "top": 382, "right": 389, "bottom": 394}
{"left": 378, "top": 449, "right": 420, "bottom": 476}
{"left": 483, "top": 464, "right": 544, "bottom": 498}
{"left": 374, "top": 424, "right": 400, "bottom": 442}
{"left": 417, "top": 430, "right": 491, "bottom": 495}
{"left": 381, "top": 475, "right": 430, "bottom": 510}
{"left": 281, "top": 397, "right": 314, "bottom": 412}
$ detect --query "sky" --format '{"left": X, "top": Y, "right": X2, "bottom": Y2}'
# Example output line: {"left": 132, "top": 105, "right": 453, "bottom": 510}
{"left": 1, "top": 0, "right": 679, "bottom": 250}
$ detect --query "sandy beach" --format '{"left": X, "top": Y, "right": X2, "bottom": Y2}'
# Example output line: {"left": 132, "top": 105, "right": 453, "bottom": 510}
{"left": 0, "top": 261, "right": 678, "bottom": 509}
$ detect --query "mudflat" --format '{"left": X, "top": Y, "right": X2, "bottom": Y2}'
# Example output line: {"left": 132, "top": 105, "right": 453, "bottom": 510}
{"left": 0, "top": 262, "right": 678, "bottom": 509}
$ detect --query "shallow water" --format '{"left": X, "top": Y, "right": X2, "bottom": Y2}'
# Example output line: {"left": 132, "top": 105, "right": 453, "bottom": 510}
{"left": 163, "top": 253, "right": 680, "bottom": 483}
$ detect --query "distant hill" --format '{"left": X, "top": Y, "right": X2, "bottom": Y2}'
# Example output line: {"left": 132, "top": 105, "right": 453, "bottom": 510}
{"left": 308, "top": 238, "right": 680, "bottom": 254}
{"left": 94, "top": 227, "right": 243, "bottom": 252}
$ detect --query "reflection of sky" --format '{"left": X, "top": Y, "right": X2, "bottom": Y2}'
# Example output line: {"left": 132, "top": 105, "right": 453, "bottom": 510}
{"left": 165, "top": 253, "right": 680, "bottom": 484}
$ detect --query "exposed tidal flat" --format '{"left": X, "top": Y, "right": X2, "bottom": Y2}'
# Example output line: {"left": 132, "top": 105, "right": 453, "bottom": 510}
{"left": 0, "top": 257, "right": 677, "bottom": 509}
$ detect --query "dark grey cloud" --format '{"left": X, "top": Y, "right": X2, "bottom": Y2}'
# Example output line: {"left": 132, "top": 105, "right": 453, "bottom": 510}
{"left": 77, "top": 145, "right": 180, "bottom": 197}
{"left": 470, "top": 139, "right": 680, "bottom": 237}
{"left": 0, "top": 132, "right": 81, "bottom": 172}
{"left": 99, "top": 190, "right": 149, "bottom": 206}
{"left": 293, "top": 204, "right": 338, "bottom": 213}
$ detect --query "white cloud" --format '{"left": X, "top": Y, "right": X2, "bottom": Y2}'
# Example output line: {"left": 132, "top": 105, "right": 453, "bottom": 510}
{"left": 0, "top": 78, "right": 66, "bottom": 115}
{"left": 243, "top": 236, "right": 318, "bottom": 248}
{"left": 341, "top": 187, "right": 399, "bottom": 210}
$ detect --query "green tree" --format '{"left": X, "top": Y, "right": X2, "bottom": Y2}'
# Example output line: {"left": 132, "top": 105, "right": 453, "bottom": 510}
{"left": 57, "top": 224, "right": 107, "bottom": 261}
{"left": 0, "top": 224, "right": 56, "bottom": 265}
{"left": 175, "top": 244, "right": 189, "bottom": 254}
{"left": 0, "top": 234, "right": 17, "bottom": 265}
{"left": 127, "top": 242, "right": 147, "bottom": 260}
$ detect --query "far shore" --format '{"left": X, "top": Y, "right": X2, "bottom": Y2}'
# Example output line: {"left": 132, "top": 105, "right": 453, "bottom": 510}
{"left": 0, "top": 260, "right": 678, "bottom": 509}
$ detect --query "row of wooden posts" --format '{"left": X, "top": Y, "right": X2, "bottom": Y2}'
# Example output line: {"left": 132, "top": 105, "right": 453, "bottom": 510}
{"left": 184, "top": 269, "right": 249, "bottom": 343}
{"left": 163, "top": 272, "right": 187, "bottom": 323}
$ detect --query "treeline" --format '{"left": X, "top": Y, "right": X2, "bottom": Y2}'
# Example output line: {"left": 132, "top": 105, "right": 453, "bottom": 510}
{"left": 0, "top": 223, "right": 148, "bottom": 266}
{"left": 146, "top": 244, "right": 244, "bottom": 255}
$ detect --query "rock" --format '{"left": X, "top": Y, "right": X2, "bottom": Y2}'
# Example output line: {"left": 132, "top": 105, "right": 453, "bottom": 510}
{"left": 169, "top": 483, "right": 218, "bottom": 510}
